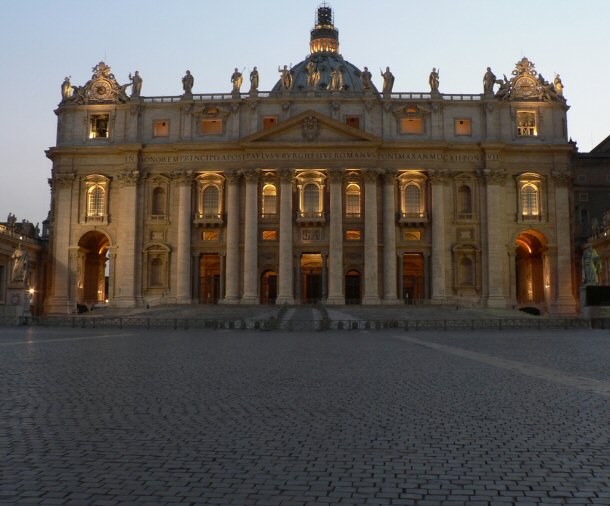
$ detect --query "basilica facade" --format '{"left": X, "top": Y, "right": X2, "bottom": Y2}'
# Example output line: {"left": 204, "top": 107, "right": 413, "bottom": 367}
{"left": 44, "top": 6, "right": 577, "bottom": 314}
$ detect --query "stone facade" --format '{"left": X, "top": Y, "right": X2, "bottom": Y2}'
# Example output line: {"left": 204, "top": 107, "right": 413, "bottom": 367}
{"left": 44, "top": 7, "right": 577, "bottom": 315}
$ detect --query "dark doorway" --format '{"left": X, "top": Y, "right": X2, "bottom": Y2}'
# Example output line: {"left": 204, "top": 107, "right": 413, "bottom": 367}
{"left": 77, "top": 231, "right": 110, "bottom": 307}
{"left": 261, "top": 270, "right": 278, "bottom": 304}
{"left": 301, "top": 253, "right": 323, "bottom": 303}
{"left": 200, "top": 254, "right": 221, "bottom": 304}
{"left": 345, "top": 270, "right": 361, "bottom": 304}
{"left": 403, "top": 253, "right": 425, "bottom": 302}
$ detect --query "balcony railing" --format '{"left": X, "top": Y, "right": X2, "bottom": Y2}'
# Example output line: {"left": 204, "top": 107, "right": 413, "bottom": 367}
{"left": 194, "top": 212, "right": 223, "bottom": 226}
{"left": 297, "top": 211, "right": 325, "bottom": 225}
{"left": 398, "top": 212, "right": 428, "bottom": 226}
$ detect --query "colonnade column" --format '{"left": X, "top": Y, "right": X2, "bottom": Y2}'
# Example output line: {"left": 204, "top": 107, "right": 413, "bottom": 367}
{"left": 174, "top": 171, "right": 192, "bottom": 304}
{"left": 276, "top": 169, "right": 295, "bottom": 304}
{"left": 241, "top": 169, "right": 259, "bottom": 304}
{"left": 45, "top": 174, "right": 75, "bottom": 313}
{"left": 326, "top": 170, "right": 344, "bottom": 304}
{"left": 382, "top": 169, "right": 399, "bottom": 304}
{"left": 223, "top": 170, "right": 240, "bottom": 303}
{"left": 362, "top": 168, "right": 380, "bottom": 304}
{"left": 430, "top": 171, "right": 447, "bottom": 303}
{"left": 114, "top": 170, "right": 140, "bottom": 307}
{"left": 484, "top": 167, "right": 508, "bottom": 307}
{"left": 551, "top": 170, "right": 577, "bottom": 314}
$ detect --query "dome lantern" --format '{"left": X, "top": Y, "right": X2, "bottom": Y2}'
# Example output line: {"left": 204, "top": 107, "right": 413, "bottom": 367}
{"left": 310, "top": 3, "right": 339, "bottom": 54}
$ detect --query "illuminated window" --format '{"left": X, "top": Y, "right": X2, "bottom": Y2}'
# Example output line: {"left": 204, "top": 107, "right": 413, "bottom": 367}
{"left": 89, "top": 115, "right": 109, "bottom": 138}
{"left": 151, "top": 187, "right": 165, "bottom": 216}
{"left": 154, "top": 120, "right": 169, "bottom": 137}
{"left": 345, "top": 116, "right": 361, "bottom": 129}
{"left": 262, "top": 230, "right": 278, "bottom": 240}
{"left": 401, "top": 118, "right": 424, "bottom": 135}
{"left": 262, "top": 184, "right": 277, "bottom": 216}
{"left": 87, "top": 186, "right": 105, "bottom": 217}
{"left": 346, "top": 230, "right": 361, "bottom": 240}
{"left": 517, "top": 111, "right": 537, "bottom": 137}
{"left": 263, "top": 116, "right": 278, "bottom": 129}
{"left": 202, "top": 119, "right": 223, "bottom": 135}
{"left": 404, "top": 184, "right": 421, "bottom": 215}
{"left": 303, "top": 183, "right": 320, "bottom": 213}
{"left": 521, "top": 184, "right": 539, "bottom": 216}
{"left": 345, "top": 183, "right": 361, "bottom": 217}
{"left": 455, "top": 119, "right": 472, "bottom": 136}
{"left": 202, "top": 231, "right": 219, "bottom": 241}
{"left": 201, "top": 185, "right": 220, "bottom": 217}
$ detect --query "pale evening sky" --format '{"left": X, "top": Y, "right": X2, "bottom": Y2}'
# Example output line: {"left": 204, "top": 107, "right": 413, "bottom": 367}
{"left": 0, "top": 0, "right": 608, "bottom": 226}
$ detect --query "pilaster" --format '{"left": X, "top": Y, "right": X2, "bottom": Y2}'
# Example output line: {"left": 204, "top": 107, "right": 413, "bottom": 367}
{"left": 382, "top": 169, "right": 399, "bottom": 304}
{"left": 223, "top": 170, "right": 241, "bottom": 303}
{"left": 173, "top": 171, "right": 193, "bottom": 305}
{"left": 241, "top": 169, "right": 259, "bottom": 304}
{"left": 326, "top": 170, "right": 344, "bottom": 304}
{"left": 277, "top": 169, "right": 295, "bottom": 304}
{"left": 430, "top": 170, "right": 447, "bottom": 303}
{"left": 362, "top": 168, "right": 380, "bottom": 304}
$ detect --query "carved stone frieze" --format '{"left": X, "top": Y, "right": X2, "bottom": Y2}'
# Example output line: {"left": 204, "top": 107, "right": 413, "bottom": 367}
{"left": 302, "top": 115, "right": 321, "bottom": 142}
{"left": 495, "top": 57, "right": 565, "bottom": 103}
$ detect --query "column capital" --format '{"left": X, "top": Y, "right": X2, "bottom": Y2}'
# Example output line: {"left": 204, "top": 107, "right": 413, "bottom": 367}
{"left": 171, "top": 170, "right": 194, "bottom": 185}
{"left": 327, "top": 170, "right": 343, "bottom": 184}
{"left": 383, "top": 168, "right": 398, "bottom": 184}
{"left": 53, "top": 173, "right": 75, "bottom": 189}
{"left": 224, "top": 169, "right": 241, "bottom": 184}
{"left": 551, "top": 169, "right": 570, "bottom": 187}
{"left": 428, "top": 169, "right": 449, "bottom": 185}
{"left": 116, "top": 170, "right": 140, "bottom": 187}
{"left": 362, "top": 167, "right": 381, "bottom": 182}
{"left": 278, "top": 168, "right": 294, "bottom": 183}
{"left": 482, "top": 168, "right": 507, "bottom": 186}
{"left": 242, "top": 168, "right": 259, "bottom": 183}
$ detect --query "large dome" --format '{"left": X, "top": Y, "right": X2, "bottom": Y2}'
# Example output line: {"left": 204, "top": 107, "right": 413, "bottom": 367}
{"left": 271, "top": 5, "right": 378, "bottom": 94}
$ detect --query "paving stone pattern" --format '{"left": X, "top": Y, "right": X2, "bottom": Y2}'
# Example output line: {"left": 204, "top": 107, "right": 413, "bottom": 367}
{"left": 1, "top": 327, "right": 610, "bottom": 505}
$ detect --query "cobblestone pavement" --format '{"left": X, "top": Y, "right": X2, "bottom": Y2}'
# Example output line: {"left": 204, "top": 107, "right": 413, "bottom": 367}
{"left": 1, "top": 326, "right": 610, "bottom": 505}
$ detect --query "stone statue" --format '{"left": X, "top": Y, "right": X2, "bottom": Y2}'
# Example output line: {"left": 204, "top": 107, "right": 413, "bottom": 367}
{"left": 329, "top": 66, "right": 344, "bottom": 91}
{"left": 306, "top": 60, "right": 319, "bottom": 89}
{"left": 129, "top": 71, "right": 142, "bottom": 97}
{"left": 361, "top": 66, "right": 373, "bottom": 90}
{"left": 249, "top": 67, "right": 259, "bottom": 92}
{"left": 11, "top": 245, "right": 29, "bottom": 285}
{"left": 6, "top": 212, "right": 17, "bottom": 228}
{"left": 182, "top": 70, "right": 194, "bottom": 94}
{"left": 231, "top": 68, "right": 243, "bottom": 93}
{"left": 61, "top": 76, "right": 73, "bottom": 101}
{"left": 380, "top": 66, "right": 394, "bottom": 94}
{"left": 483, "top": 67, "right": 496, "bottom": 94}
{"left": 278, "top": 65, "right": 292, "bottom": 90}
{"left": 554, "top": 74, "right": 564, "bottom": 96}
{"left": 582, "top": 244, "right": 602, "bottom": 285}
{"left": 495, "top": 74, "right": 511, "bottom": 99}
{"left": 429, "top": 68, "right": 440, "bottom": 92}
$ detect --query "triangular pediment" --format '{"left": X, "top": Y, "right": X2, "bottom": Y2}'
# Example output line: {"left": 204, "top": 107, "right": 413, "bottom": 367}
{"left": 241, "top": 110, "right": 381, "bottom": 146}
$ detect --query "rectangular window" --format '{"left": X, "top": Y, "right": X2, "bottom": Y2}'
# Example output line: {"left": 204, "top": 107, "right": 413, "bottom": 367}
{"left": 404, "top": 230, "right": 422, "bottom": 241}
{"left": 202, "top": 231, "right": 219, "bottom": 241}
{"left": 154, "top": 120, "right": 169, "bottom": 137}
{"left": 401, "top": 117, "right": 424, "bottom": 135}
{"left": 263, "top": 116, "right": 278, "bottom": 129}
{"left": 579, "top": 192, "right": 589, "bottom": 202}
{"left": 345, "top": 116, "right": 361, "bottom": 129}
{"left": 262, "top": 230, "right": 278, "bottom": 241}
{"left": 89, "top": 114, "right": 109, "bottom": 138}
{"left": 517, "top": 111, "right": 537, "bottom": 137}
{"left": 345, "top": 230, "right": 361, "bottom": 240}
{"left": 202, "top": 119, "right": 223, "bottom": 135}
{"left": 577, "top": 174, "right": 587, "bottom": 184}
{"left": 454, "top": 119, "right": 472, "bottom": 136}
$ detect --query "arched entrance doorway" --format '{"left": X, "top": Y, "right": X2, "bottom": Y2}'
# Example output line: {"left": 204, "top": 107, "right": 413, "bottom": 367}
{"left": 515, "top": 230, "right": 548, "bottom": 306}
{"left": 301, "top": 253, "right": 323, "bottom": 304}
{"left": 200, "top": 254, "right": 221, "bottom": 304}
{"left": 77, "top": 231, "right": 110, "bottom": 307}
{"left": 345, "top": 270, "right": 361, "bottom": 304}
{"left": 261, "top": 270, "right": 278, "bottom": 304}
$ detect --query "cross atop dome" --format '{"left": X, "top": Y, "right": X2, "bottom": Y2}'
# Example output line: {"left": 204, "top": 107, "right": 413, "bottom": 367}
{"left": 310, "top": 3, "right": 339, "bottom": 54}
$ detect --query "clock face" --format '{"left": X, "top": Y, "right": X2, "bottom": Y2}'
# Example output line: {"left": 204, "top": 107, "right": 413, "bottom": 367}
{"left": 513, "top": 76, "right": 537, "bottom": 98}
{"left": 91, "top": 79, "right": 112, "bottom": 100}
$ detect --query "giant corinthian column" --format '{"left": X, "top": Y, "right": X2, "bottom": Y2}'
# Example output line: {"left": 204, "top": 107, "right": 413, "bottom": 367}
{"left": 276, "top": 168, "right": 295, "bottom": 304}
{"left": 326, "top": 170, "right": 344, "bottom": 304}
{"left": 174, "top": 171, "right": 192, "bottom": 304}
{"left": 429, "top": 170, "right": 447, "bottom": 303}
{"left": 223, "top": 170, "right": 241, "bottom": 303}
{"left": 362, "top": 168, "right": 381, "bottom": 304}
{"left": 241, "top": 169, "right": 259, "bottom": 303}
{"left": 382, "top": 169, "right": 399, "bottom": 303}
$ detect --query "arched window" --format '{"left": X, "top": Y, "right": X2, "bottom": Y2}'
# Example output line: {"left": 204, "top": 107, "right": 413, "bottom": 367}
{"left": 404, "top": 184, "right": 421, "bottom": 215}
{"left": 202, "top": 185, "right": 220, "bottom": 217}
{"left": 457, "top": 185, "right": 472, "bottom": 215}
{"left": 521, "top": 184, "right": 539, "bottom": 216}
{"left": 345, "top": 183, "right": 361, "bottom": 217}
{"left": 151, "top": 187, "right": 165, "bottom": 216}
{"left": 262, "top": 184, "right": 277, "bottom": 216}
{"left": 303, "top": 183, "right": 320, "bottom": 214}
{"left": 87, "top": 186, "right": 105, "bottom": 217}
{"left": 150, "top": 258, "right": 163, "bottom": 287}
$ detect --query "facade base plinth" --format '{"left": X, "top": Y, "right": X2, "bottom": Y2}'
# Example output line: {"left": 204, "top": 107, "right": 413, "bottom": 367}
{"left": 111, "top": 297, "right": 138, "bottom": 308}
{"left": 326, "top": 295, "right": 345, "bottom": 305}
{"left": 362, "top": 296, "right": 381, "bottom": 305}
{"left": 44, "top": 297, "right": 75, "bottom": 315}
{"left": 551, "top": 296, "right": 578, "bottom": 316}
{"left": 486, "top": 296, "right": 508, "bottom": 309}
{"left": 221, "top": 297, "right": 241, "bottom": 305}
{"left": 275, "top": 296, "right": 295, "bottom": 305}
{"left": 382, "top": 297, "right": 401, "bottom": 305}
{"left": 240, "top": 296, "right": 259, "bottom": 304}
